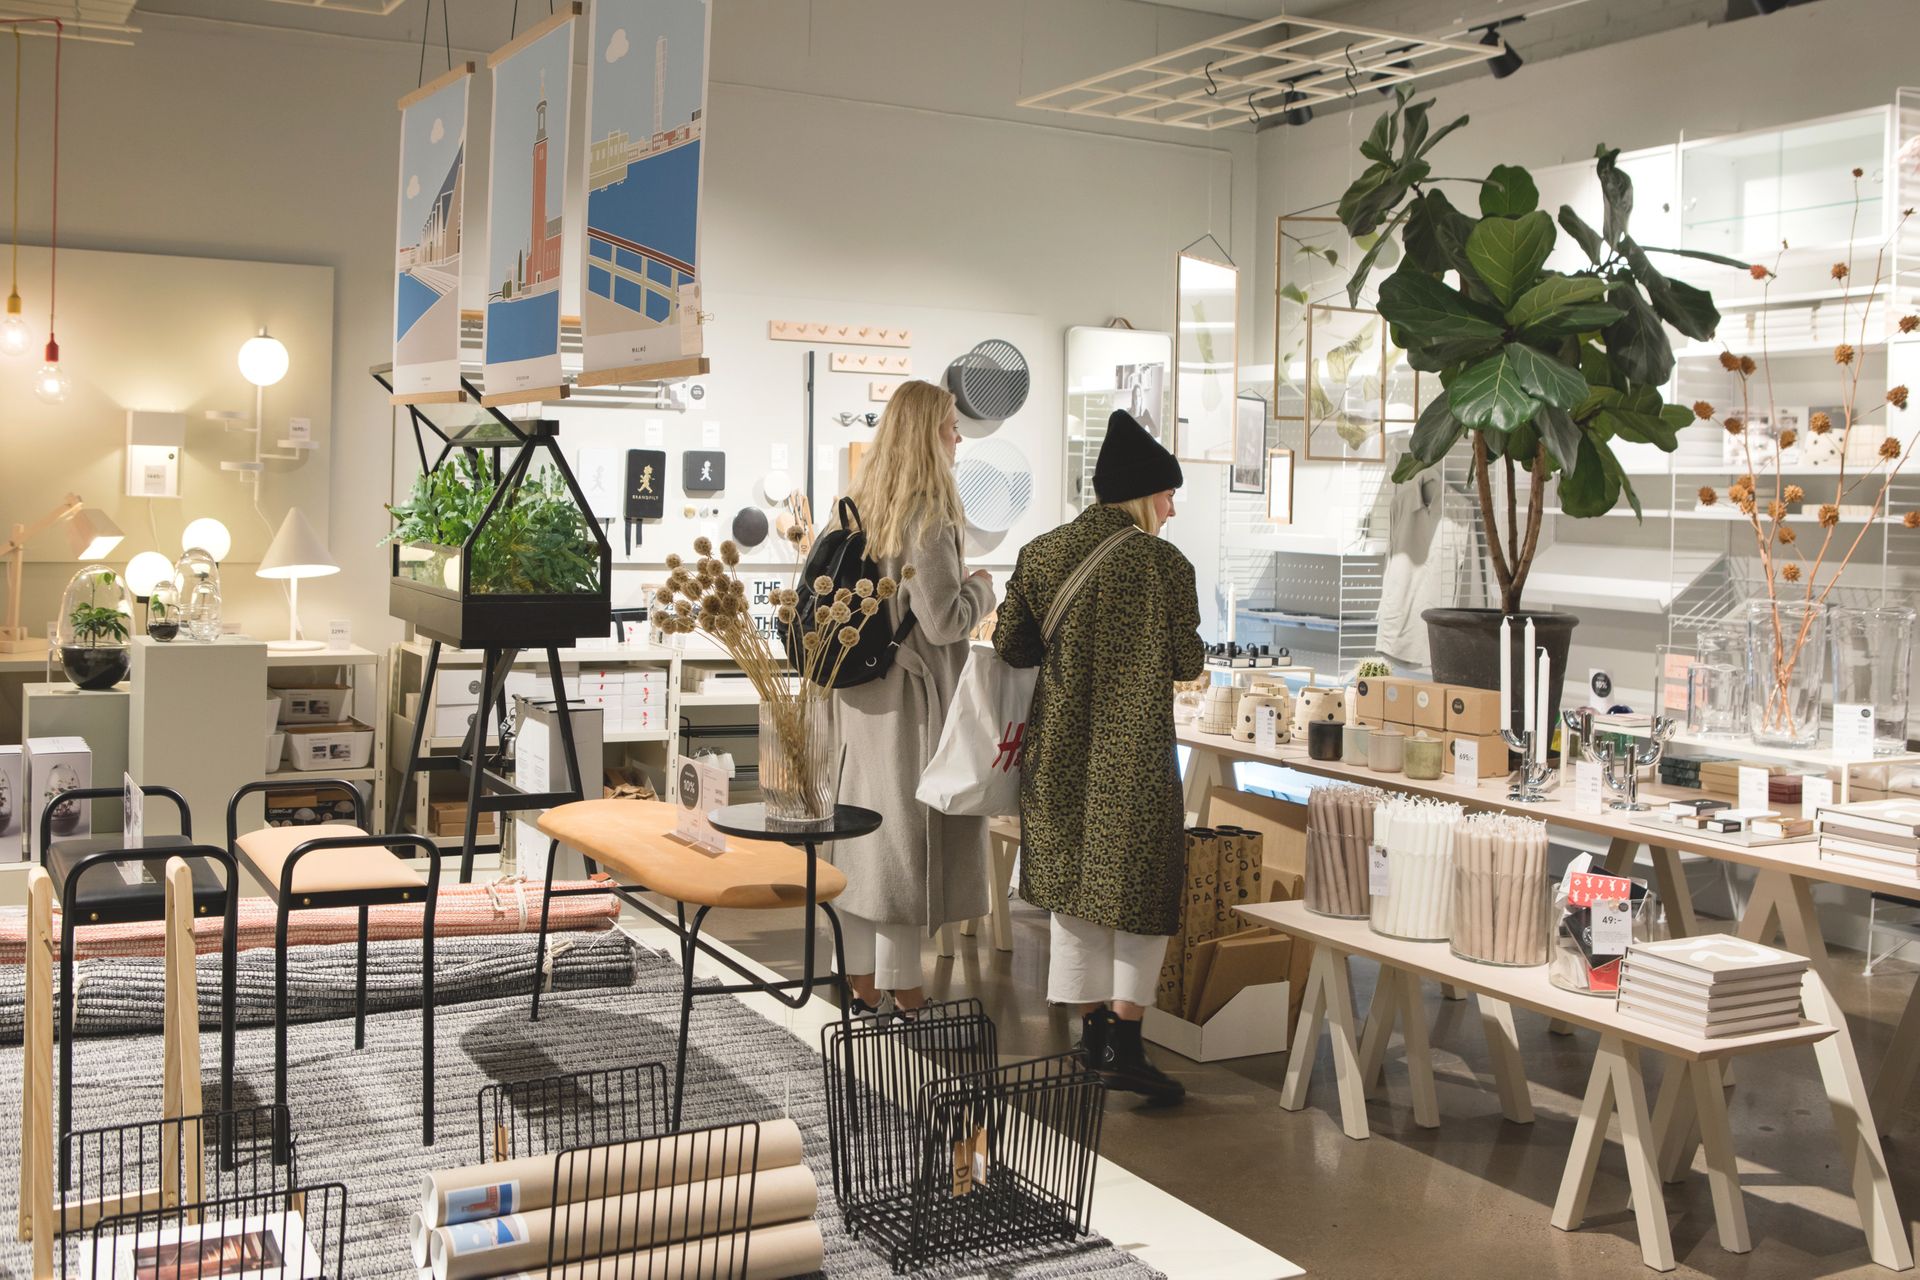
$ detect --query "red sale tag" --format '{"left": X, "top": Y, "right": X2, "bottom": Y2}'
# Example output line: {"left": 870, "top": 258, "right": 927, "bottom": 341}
{"left": 1567, "top": 872, "right": 1635, "bottom": 908}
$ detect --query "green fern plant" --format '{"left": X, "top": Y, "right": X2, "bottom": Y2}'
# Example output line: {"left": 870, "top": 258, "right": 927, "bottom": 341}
{"left": 385, "top": 451, "right": 599, "bottom": 596}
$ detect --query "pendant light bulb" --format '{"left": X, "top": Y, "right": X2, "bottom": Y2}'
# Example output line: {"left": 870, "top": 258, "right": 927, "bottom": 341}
{"left": 0, "top": 292, "right": 28, "bottom": 357}
{"left": 33, "top": 335, "right": 67, "bottom": 404}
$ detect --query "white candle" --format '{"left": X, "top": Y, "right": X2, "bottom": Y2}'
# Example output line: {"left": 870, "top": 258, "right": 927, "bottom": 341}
{"left": 1535, "top": 648, "right": 1552, "bottom": 766}
{"left": 1498, "top": 616, "right": 1512, "bottom": 735}
{"left": 1522, "top": 618, "right": 1537, "bottom": 742}
{"left": 1226, "top": 583, "right": 1237, "bottom": 647}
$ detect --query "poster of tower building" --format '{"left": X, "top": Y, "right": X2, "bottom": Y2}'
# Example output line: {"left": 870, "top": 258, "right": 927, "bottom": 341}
{"left": 577, "top": 0, "right": 712, "bottom": 386}
{"left": 391, "top": 64, "right": 472, "bottom": 404}
{"left": 481, "top": 7, "right": 578, "bottom": 405}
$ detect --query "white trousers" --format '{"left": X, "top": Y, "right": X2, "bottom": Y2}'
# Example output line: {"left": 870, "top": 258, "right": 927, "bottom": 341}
{"left": 1047, "top": 913, "right": 1167, "bottom": 1007}
{"left": 836, "top": 910, "right": 925, "bottom": 991}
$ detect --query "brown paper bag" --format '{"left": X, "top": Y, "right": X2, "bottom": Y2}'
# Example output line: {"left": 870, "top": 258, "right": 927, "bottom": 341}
{"left": 1194, "top": 931, "right": 1294, "bottom": 1024}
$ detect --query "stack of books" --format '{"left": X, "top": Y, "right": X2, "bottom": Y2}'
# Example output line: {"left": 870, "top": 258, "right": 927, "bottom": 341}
{"left": 1817, "top": 799, "right": 1920, "bottom": 882}
{"left": 1617, "top": 936, "right": 1807, "bottom": 1038}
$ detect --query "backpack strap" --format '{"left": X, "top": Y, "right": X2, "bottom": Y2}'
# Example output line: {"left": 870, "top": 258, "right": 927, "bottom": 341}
{"left": 1042, "top": 525, "right": 1139, "bottom": 645}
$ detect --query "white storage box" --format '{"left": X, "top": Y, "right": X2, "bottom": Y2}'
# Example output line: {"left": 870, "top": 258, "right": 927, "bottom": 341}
{"left": 263, "top": 698, "right": 282, "bottom": 734}
{"left": 0, "top": 743, "right": 23, "bottom": 859}
{"left": 274, "top": 684, "right": 351, "bottom": 724}
{"left": 265, "top": 731, "right": 286, "bottom": 775}
{"left": 26, "top": 736, "right": 92, "bottom": 857}
{"left": 281, "top": 719, "right": 374, "bottom": 771}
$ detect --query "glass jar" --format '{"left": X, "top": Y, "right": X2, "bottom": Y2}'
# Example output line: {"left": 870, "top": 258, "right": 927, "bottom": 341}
{"left": 145, "top": 577, "right": 181, "bottom": 642}
{"left": 174, "top": 547, "right": 223, "bottom": 641}
{"left": 56, "top": 565, "right": 133, "bottom": 690}
{"left": 759, "top": 697, "right": 837, "bottom": 827}
{"left": 1747, "top": 600, "right": 1826, "bottom": 747}
{"left": 1831, "top": 605, "right": 1916, "bottom": 754}
{"left": 1686, "top": 623, "right": 1746, "bottom": 738}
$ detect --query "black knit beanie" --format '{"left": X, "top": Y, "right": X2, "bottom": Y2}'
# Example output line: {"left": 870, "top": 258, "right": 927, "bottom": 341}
{"left": 1094, "top": 409, "right": 1184, "bottom": 503}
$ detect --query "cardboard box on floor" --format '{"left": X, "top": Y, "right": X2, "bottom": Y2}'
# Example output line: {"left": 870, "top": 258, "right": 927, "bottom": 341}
{"left": 1204, "top": 786, "right": 1313, "bottom": 1035}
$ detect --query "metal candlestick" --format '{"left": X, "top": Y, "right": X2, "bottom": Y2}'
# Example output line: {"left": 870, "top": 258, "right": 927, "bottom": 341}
{"left": 1499, "top": 727, "right": 1555, "bottom": 803}
{"left": 1561, "top": 708, "right": 1678, "bottom": 811}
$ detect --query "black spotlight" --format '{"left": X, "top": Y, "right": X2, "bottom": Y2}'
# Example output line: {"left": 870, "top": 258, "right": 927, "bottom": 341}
{"left": 1281, "top": 88, "right": 1314, "bottom": 127}
{"left": 1373, "top": 49, "right": 1414, "bottom": 97}
{"left": 1481, "top": 27, "right": 1523, "bottom": 78}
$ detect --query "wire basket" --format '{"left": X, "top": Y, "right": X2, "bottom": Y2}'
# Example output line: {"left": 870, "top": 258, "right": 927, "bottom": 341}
{"left": 77, "top": 1182, "right": 348, "bottom": 1279}
{"left": 822, "top": 999, "right": 1106, "bottom": 1272}
{"left": 478, "top": 1062, "right": 671, "bottom": 1161}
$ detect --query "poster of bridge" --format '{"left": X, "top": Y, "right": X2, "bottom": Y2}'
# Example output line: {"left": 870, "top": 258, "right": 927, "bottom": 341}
{"left": 577, "top": 0, "right": 712, "bottom": 387}
{"left": 391, "top": 64, "right": 472, "bottom": 404}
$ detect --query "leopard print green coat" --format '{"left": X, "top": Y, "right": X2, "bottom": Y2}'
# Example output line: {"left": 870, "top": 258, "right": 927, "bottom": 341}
{"left": 994, "top": 504, "right": 1206, "bottom": 935}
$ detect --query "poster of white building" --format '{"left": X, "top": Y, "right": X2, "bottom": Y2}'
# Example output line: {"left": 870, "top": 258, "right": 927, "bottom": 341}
{"left": 577, "top": 0, "right": 712, "bottom": 386}
{"left": 391, "top": 64, "right": 472, "bottom": 403}
{"left": 482, "top": 8, "right": 578, "bottom": 405}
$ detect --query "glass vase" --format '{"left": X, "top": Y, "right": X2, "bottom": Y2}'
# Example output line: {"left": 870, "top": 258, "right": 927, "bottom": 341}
{"left": 1685, "top": 623, "right": 1746, "bottom": 738}
{"left": 1831, "top": 604, "right": 1916, "bottom": 754}
{"left": 1746, "top": 599, "right": 1826, "bottom": 748}
{"left": 759, "top": 696, "right": 838, "bottom": 827}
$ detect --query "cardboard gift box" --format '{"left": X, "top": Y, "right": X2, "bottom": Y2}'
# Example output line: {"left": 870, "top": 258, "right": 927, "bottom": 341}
{"left": 1445, "top": 685, "right": 1502, "bottom": 736}
{"left": 1378, "top": 677, "right": 1419, "bottom": 726}
{"left": 428, "top": 799, "right": 497, "bottom": 838}
{"left": 1444, "top": 731, "right": 1511, "bottom": 779}
{"left": 1408, "top": 682, "right": 1447, "bottom": 731}
{"left": 26, "top": 736, "right": 91, "bottom": 858}
{"left": 265, "top": 785, "right": 360, "bottom": 827}
{"left": 1352, "top": 676, "right": 1386, "bottom": 723}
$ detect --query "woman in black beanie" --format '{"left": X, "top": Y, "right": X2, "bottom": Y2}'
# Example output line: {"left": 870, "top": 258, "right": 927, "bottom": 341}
{"left": 993, "top": 410, "right": 1205, "bottom": 1105}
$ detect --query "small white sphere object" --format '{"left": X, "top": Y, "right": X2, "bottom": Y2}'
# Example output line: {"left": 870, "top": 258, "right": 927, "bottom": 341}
{"left": 181, "top": 517, "right": 233, "bottom": 563}
{"left": 238, "top": 330, "right": 289, "bottom": 387}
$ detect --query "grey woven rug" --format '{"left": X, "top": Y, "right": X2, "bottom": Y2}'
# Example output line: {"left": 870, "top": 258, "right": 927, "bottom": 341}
{"left": 0, "top": 929, "right": 639, "bottom": 1044}
{"left": 0, "top": 933, "right": 1160, "bottom": 1279}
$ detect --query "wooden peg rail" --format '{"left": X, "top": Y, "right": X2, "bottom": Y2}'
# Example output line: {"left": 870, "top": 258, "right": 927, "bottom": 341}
{"left": 829, "top": 352, "right": 912, "bottom": 374}
{"left": 768, "top": 320, "right": 912, "bottom": 348}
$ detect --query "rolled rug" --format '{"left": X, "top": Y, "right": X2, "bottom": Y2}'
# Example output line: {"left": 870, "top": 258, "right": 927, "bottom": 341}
{"left": 427, "top": 1165, "right": 817, "bottom": 1280}
{"left": 420, "top": 1118, "right": 804, "bottom": 1230}
{"left": 492, "top": 1219, "right": 826, "bottom": 1280}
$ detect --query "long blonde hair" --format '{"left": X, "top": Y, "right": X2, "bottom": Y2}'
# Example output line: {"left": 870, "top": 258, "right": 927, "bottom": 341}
{"left": 845, "top": 379, "right": 965, "bottom": 559}
{"left": 1108, "top": 496, "right": 1164, "bottom": 536}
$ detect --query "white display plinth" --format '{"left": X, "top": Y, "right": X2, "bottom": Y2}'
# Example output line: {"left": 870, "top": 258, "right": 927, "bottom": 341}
{"left": 130, "top": 636, "right": 269, "bottom": 843}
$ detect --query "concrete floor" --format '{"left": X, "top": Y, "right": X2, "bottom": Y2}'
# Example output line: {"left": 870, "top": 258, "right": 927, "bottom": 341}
{"left": 693, "top": 897, "right": 1920, "bottom": 1280}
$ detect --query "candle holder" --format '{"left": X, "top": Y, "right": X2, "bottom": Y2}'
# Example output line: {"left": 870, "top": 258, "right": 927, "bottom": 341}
{"left": 1561, "top": 708, "right": 1677, "bottom": 811}
{"left": 1499, "top": 728, "right": 1554, "bottom": 803}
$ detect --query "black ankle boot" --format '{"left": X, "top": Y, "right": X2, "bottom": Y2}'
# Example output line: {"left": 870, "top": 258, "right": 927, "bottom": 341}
{"left": 1101, "top": 1017, "right": 1186, "bottom": 1106}
{"left": 1076, "top": 1008, "right": 1118, "bottom": 1071}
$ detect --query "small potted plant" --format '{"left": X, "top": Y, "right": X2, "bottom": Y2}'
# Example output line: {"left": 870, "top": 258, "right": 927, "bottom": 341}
{"left": 58, "top": 566, "right": 133, "bottom": 690}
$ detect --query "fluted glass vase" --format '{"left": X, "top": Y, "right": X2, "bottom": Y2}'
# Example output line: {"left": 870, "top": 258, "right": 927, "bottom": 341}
{"left": 1746, "top": 600, "right": 1826, "bottom": 748}
{"left": 759, "top": 697, "right": 838, "bottom": 827}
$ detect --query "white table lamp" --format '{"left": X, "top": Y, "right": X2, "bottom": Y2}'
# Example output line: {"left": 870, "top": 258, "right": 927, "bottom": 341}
{"left": 255, "top": 508, "right": 337, "bottom": 652}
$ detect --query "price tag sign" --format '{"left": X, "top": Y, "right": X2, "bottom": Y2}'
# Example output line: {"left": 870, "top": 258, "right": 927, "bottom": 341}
{"left": 1833, "top": 702, "right": 1875, "bottom": 762}
{"left": 1368, "top": 843, "right": 1391, "bottom": 896}
{"left": 1454, "top": 740, "right": 1479, "bottom": 787}
{"left": 702, "top": 420, "right": 721, "bottom": 448}
{"left": 327, "top": 619, "right": 351, "bottom": 651}
{"left": 286, "top": 417, "right": 313, "bottom": 446}
{"left": 1802, "top": 775, "right": 1835, "bottom": 820}
{"left": 1738, "top": 766, "right": 1771, "bottom": 815}
{"left": 1574, "top": 760, "right": 1605, "bottom": 814}
{"left": 645, "top": 419, "right": 665, "bottom": 448}
{"left": 671, "top": 755, "right": 730, "bottom": 854}
{"left": 1255, "top": 705, "right": 1278, "bottom": 749}
{"left": 1591, "top": 899, "right": 1632, "bottom": 956}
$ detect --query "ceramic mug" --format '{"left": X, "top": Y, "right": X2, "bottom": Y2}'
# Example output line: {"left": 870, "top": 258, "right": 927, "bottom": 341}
{"left": 1368, "top": 726, "right": 1406, "bottom": 773}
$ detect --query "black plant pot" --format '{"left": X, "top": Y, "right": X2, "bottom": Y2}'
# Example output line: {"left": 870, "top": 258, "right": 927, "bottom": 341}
{"left": 60, "top": 644, "right": 131, "bottom": 691}
{"left": 1422, "top": 607, "right": 1579, "bottom": 752}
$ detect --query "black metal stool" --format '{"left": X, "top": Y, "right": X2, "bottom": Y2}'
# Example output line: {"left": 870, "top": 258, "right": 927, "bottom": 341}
{"left": 39, "top": 785, "right": 238, "bottom": 1187}
{"left": 226, "top": 780, "right": 441, "bottom": 1153}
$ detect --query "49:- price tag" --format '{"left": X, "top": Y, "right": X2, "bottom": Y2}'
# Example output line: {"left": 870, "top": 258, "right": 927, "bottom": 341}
{"left": 1368, "top": 843, "right": 1391, "bottom": 896}
{"left": 1591, "top": 899, "right": 1632, "bottom": 956}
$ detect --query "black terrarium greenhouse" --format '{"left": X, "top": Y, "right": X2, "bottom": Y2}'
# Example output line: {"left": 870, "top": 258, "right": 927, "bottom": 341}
{"left": 377, "top": 372, "right": 611, "bottom": 649}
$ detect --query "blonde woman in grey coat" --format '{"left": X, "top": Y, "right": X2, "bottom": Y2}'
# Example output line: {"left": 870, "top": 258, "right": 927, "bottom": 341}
{"left": 830, "top": 379, "right": 996, "bottom": 1017}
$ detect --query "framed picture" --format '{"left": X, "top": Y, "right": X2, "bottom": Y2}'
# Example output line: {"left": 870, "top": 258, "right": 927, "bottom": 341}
{"left": 1062, "top": 324, "right": 1173, "bottom": 514}
{"left": 1266, "top": 448, "right": 1295, "bottom": 524}
{"left": 1299, "top": 304, "right": 1412, "bottom": 462}
{"left": 1231, "top": 393, "right": 1267, "bottom": 494}
{"left": 1173, "top": 249, "right": 1238, "bottom": 464}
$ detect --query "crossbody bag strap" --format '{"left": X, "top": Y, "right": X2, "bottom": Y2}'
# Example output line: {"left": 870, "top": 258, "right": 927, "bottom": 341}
{"left": 1041, "top": 526, "right": 1139, "bottom": 645}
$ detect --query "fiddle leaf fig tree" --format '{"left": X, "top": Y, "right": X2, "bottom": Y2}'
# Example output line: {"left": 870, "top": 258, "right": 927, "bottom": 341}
{"left": 1341, "top": 87, "right": 1749, "bottom": 614}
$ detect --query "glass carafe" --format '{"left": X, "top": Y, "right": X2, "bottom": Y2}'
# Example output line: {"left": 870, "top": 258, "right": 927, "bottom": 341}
{"left": 1831, "top": 605, "right": 1916, "bottom": 754}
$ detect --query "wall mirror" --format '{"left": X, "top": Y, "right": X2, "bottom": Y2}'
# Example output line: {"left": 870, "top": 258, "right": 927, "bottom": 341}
{"left": 1062, "top": 323, "right": 1172, "bottom": 514}
{"left": 1173, "top": 248, "right": 1237, "bottom": 464}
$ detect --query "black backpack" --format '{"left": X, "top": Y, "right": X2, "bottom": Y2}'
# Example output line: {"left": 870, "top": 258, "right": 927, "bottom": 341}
{"left": 783, "top": 498, "right": 917, "bottom": 688}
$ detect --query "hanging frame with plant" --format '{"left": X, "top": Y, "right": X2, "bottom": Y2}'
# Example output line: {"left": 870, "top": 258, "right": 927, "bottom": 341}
{"left": 1337, "top": 87, "right": 1748, "bottom": 614}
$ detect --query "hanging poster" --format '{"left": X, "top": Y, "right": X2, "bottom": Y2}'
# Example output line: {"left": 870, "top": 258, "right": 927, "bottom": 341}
{"left": 481, "top": 7, "right": 580, "bottom": 406}
{"left": 577, "top": 0, "right": 713, "bottom": 386}
{"left": 392, "top": 64, "right": 474, "bottom": 405}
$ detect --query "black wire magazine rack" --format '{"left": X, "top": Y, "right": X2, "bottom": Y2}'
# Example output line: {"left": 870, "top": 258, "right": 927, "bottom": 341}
{"left": 479, "top": 1061, "right": 672, "bottom": 1161}
{"left": 80, "top": 1183, "right": 349, "bottom": 1279}
{"left": 822, "top": 998, "right": 1107, "bottom": 1272}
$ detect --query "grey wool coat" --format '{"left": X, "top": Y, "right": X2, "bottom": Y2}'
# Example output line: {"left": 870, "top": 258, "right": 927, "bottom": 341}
{"left": 994, "top": 504, "right": 1206, "bottom": 936}
{"left": 829, "top": 516, "right": 996, "bottom": 929}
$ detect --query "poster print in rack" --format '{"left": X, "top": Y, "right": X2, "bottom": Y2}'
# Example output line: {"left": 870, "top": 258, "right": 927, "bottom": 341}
{"left": 578, "top": 0, "right": 714, "bottom": 385}
{"left": 392, "top": 65, "right": 473, "bottom": 404}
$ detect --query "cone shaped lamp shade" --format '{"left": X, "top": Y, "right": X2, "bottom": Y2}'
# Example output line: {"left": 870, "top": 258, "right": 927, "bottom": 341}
{"left": 64, "top": 507, "right": 124, "bottom": 561}
{"left": 256, "top": 508, "right": 338, "bottom": 651}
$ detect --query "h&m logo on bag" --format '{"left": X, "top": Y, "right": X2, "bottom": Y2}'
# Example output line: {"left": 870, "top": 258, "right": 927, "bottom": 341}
{"left": 993, "top": 722, "right": 1025, "bottom": 773}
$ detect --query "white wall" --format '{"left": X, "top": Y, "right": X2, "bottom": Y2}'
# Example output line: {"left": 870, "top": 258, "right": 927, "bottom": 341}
{"left": 0, "top": 0, "right": 1257, "bottom": 650}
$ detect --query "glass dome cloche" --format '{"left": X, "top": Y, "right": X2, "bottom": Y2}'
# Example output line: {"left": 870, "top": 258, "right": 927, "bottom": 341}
{"left": 173, "top": 546, "right": 223, "bottom": 641}
{"left": 58, "top": 565, "right": 134, "bottom": 690}
{"left": 145, "top": 575, "right": 181, "bottom": 641}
